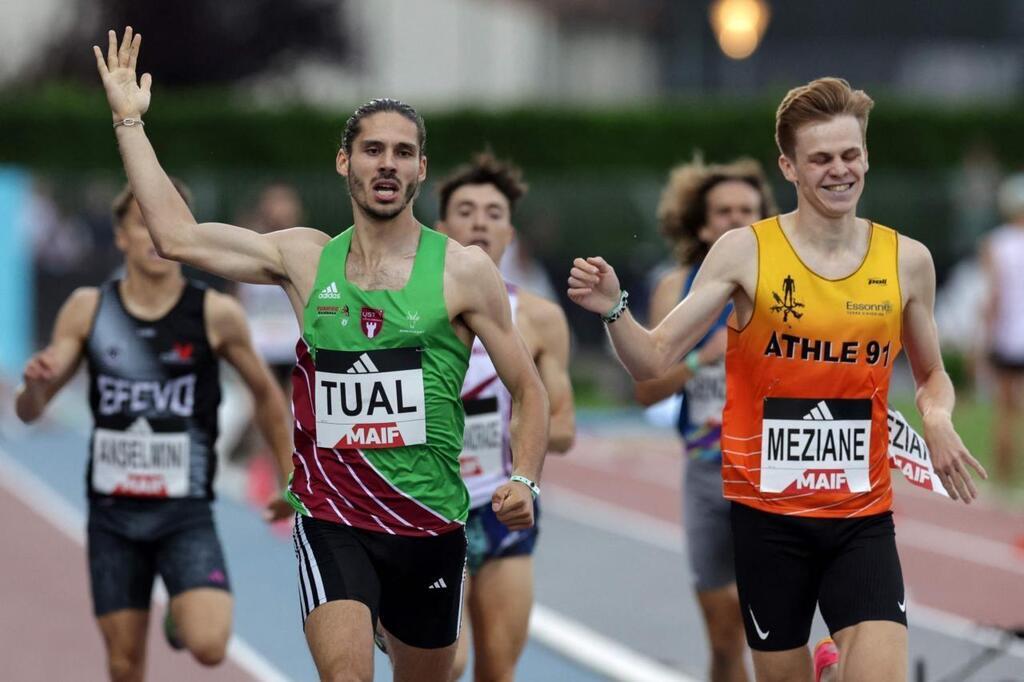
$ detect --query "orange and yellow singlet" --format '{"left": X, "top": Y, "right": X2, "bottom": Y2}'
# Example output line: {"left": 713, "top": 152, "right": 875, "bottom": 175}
{"left": 721, "top": 217, "right": 902, "bottom": 518}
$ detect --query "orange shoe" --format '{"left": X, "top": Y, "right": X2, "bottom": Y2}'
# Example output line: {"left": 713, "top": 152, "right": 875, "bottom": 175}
{"left": 813, "top": 637, "right": 839, "bottom": 682}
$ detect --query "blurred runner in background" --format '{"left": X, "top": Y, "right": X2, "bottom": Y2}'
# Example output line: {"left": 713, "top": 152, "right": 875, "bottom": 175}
{"left": 437, "top": 152, "right": 576, "bottom": 682}
{"left": 634, "top": 154, "right": 776, "bottom": 682}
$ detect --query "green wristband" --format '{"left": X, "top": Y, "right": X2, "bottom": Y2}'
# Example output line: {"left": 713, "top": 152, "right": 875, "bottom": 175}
{"left": 685, "top": 352, "right": 701, "bottom": 372}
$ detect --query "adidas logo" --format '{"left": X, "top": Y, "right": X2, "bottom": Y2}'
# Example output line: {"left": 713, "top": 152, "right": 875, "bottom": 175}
{"left": 346, "top": 353, "right": 379, "bottom": 374}
{"left": 428, "top": 578, "right": 448, "bottom": 590}
{"left": 802, "top": 400, "right": 834, "bottom": 421}
{"left": 318, "top": 282, "right": 341, "bottom": 300}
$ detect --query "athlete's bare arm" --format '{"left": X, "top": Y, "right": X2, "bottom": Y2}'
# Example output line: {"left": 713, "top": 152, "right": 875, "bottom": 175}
{"left": 204, "top": 291, "right": 295, "bottom": 521}
{"left": 899, "top": 235, "right": 987, "bottom": 503}
{"left": 568, "top": 228, "right": 755, "bottom": 381}
{"left": 15, "top": 288, "right": 99, "bottom": 423}
{"left": 94, "top": 28, "right": 328, "bottom": 307}
{"left": 517, "top": 291, "right": 575, "bottom": 453}
{"left": 448, "top": 244, "right": 549, "bottom": 530}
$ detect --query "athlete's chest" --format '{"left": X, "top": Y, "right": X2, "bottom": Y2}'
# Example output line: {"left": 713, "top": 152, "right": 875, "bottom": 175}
{"left": 344, "top": 256, "right": 416, "bottom": 291}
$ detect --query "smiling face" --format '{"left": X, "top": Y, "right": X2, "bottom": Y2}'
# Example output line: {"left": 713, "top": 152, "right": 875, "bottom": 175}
{"left": 337, "top": 111, "right": 427, "bottom": 222}
{"left": 114, "top": 199, "right": 181, "bottom": 277}
{"left": 436, "top": 183, "right": 514, "bottom": 264}
{"left": 778, "top": 115, "right": 868, "bottom": 220}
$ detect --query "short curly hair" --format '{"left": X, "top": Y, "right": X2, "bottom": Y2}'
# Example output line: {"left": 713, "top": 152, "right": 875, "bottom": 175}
{"left": 437, "top": 151, "right": 528, "bottom": 219}
{"left": 657, "top": 154, "right": 776, "bottom": 266}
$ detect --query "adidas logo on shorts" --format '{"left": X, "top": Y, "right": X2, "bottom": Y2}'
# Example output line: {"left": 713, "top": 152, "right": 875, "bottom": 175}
{"left": 319, "top": 282, "right": 341, "bottom": 300}
{"left": 428, "top": 578, "right": 448, "bottom": 590}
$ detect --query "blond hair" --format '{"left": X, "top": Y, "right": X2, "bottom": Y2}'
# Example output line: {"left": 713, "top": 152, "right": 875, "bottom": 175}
{"left": 775, "top": 77, "right": 874, "bottom": 158}
{"left": 657, "top": 153, "right": 777, "bottom": 266}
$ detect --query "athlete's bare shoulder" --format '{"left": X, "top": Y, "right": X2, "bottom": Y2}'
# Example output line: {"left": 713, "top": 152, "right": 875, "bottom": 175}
{"left": 515, "top": 288, "right": 568, "bottom": 330}
{"left": 896, "top": 233, "right": 936, "bottom": 301}
{"left": 442, "top": 238, "right": 505, "bottom": 317}
{"left": 703, "top": 225, "right": 757, "bottom": 282}
{"left": 61, "top": 286, "right": 102, "bottom": 336}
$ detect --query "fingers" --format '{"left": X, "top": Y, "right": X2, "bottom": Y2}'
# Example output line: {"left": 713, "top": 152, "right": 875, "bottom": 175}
{"left": 587, "top": 256, "right": 610, "bottom": 272}
{"left": 140, "top": 72, "right": 152, "bottom": 95}
{"left": 118, "top": 26, "right": 134, "bottom": 68}
{"left": 92, "top": 45, "right": 108, "bottom": 76}
{"left": 491, "top": 486, "right": 509, "bottom": 512}
{"left": 936, "top": 469, "right": 958, "bottom": 502}
{"left": 965, "top": 453, "right": 988, "bottom": 480}
{"left": 128, "top": 32, "right": 141, "bottom": 72}
{"left": 106, "top": 29, "right": 118, "bottom": 71}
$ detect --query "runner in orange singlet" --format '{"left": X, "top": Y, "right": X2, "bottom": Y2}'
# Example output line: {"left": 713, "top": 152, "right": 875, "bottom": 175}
{"left": 568, "top": 77, "right": 987, "bottom": 682}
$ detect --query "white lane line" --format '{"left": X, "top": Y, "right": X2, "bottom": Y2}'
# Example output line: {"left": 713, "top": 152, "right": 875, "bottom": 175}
{"left": 895, "top": 517, "right": 1024, "bottom": 577}
{"left": 545, "top": 483, "right": 1024, "bottom": 660}
{"left": 0, "top": 449, "right": 293, "bottom": 682}
{"left": 530, "top": 604, "right": 698, "bottom": 682}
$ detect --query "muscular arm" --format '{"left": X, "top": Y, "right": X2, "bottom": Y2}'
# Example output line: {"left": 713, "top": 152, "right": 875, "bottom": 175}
{"left": 899, "top": 236, "right": 986, "bottom": 502}
{"left": 451, "top": 246, "right": 548, "bottom": 528}
{"left": 519, "top": 293, "right": 575, "bottom": 453}
{"left": 569, "top": 228, "right": 753, "bottom": 381}
{"left": 15, "top": 288, "right": 98, "bottom": 423}
{"left": 95, "top": 28, "right": 327, "bottom": 288}
{"left": 205, "top": 291, "right": 293, "bottom": 485}
{"left": 634, "top": 269, "right": 692, "bottom": 405}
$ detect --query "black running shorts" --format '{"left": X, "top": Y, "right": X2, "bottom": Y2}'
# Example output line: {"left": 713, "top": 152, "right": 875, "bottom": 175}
{"left": 292, "top": 514, "right": 467, "bottom": 649}
{"left": 730, "top": 502, "right": 907, "bottom": 652}
{"left": 87, "top": 497, "right": 231, "bottom": 617}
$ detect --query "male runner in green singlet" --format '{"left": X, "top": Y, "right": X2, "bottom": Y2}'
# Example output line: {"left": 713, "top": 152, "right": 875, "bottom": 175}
{"left": 94, "top": 27, "right": 549, "bottom": 682}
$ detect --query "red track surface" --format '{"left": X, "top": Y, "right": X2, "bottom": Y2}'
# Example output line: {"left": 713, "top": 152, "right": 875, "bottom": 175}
{"left": 545, "top": 432, "right": 1024, "bottom": 630}
{"left": 0, "top": 487, "right": 254, "bottom": 681}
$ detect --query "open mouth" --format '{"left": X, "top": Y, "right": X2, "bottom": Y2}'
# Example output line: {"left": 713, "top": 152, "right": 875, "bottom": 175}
{"left": 371, "top": 178, "right": 400, "bottom": 202}
{"left": 470, "top": 238, "right": 490, "bottom": 250}
{"left": 823, "top": 182, "right": 854, "bottom": 194}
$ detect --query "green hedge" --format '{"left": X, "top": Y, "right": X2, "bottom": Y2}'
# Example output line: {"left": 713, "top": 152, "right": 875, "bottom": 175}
{"left": 3, "top": 85, "right": 1024, "bottom": 173}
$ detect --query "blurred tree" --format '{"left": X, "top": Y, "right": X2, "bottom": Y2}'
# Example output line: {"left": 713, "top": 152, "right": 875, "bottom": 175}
{"left": 42, "top": 0, "right": 350, "bottom": 86}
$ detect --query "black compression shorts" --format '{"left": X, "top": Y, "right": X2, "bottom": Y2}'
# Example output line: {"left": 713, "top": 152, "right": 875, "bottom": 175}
{"left": 292, "top": 514, "right": 467, "bottom": 649}
{"left": 730, "top": 502, "right": 907, "bottom": 652}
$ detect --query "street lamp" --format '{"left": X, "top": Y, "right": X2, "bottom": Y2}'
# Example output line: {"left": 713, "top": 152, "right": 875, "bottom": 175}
{"left": 709, "top": 0, "right": 771, "bottom": 60}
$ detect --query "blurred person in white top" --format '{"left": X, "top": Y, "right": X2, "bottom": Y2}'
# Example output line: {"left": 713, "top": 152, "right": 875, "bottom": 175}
{"left": 979, "top": 173, "right": 1024, "bottom": 485}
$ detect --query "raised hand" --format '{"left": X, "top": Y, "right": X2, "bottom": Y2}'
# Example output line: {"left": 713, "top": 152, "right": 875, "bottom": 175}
{"left": 567, "top": 256, "right": 621, "bottom": 315}
{"left": 93, "top": 27, "right": 151, "bottom": 122}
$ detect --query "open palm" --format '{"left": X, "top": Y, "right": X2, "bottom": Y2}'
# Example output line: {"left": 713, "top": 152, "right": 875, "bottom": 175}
{"left": 93, "top": 27, "right": 151, "bottom": 122}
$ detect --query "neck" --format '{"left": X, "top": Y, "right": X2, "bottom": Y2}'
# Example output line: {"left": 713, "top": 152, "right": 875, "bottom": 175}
{"left": 791, "top": 203, "right": 861, "bottom": 252}
{"left": 121, "top": 263, "right": 186, "bottom": 312}
{"left": 350, "top": 204, "right": 421, "bottom": 264}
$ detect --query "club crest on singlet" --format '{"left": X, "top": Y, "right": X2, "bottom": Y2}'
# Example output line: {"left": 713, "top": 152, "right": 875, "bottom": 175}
{"left": 459, "top": 396, "right": 503, "bottom": 478}
{"left": 769, "top": 274, "right": 806, "bottom": 324}
{"left": 92, "top": 417, "right": 190, "bottom": 497}
{"left": 361, "top": 307, "right": 384, "bottom": 339}
{"left": 760, "top": 397, "right": 872, "bottom": 493}
{"left": 314, "top": 347, "right": 426, "bottom": 449}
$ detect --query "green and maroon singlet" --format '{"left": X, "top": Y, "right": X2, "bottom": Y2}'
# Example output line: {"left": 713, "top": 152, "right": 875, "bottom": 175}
{"left": 287, "top": 226, "right": 471, "bottom": 536}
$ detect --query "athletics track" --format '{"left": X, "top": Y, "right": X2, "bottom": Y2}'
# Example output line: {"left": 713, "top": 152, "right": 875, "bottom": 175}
{"left": 2, "top": 390, "right": 1022, "bottom": 681}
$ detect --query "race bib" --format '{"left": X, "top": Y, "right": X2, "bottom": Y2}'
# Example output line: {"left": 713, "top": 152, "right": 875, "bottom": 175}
{"left": 887, "top": 407, "right": 948, "bottom": 497}
{"left": 760, "top": 398, "right": 872, "bottom": 493}
{"left": 684, "top": 361, "right": 726, "bottom": 426}
{"left": 91, "top": 418, "right": 190, "bottom": 497}
{"left": 459, "top": 397, "right": 504, "bottom": 479}
{"left": 314, "top": 347, "right": 426, "bottom": 449}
